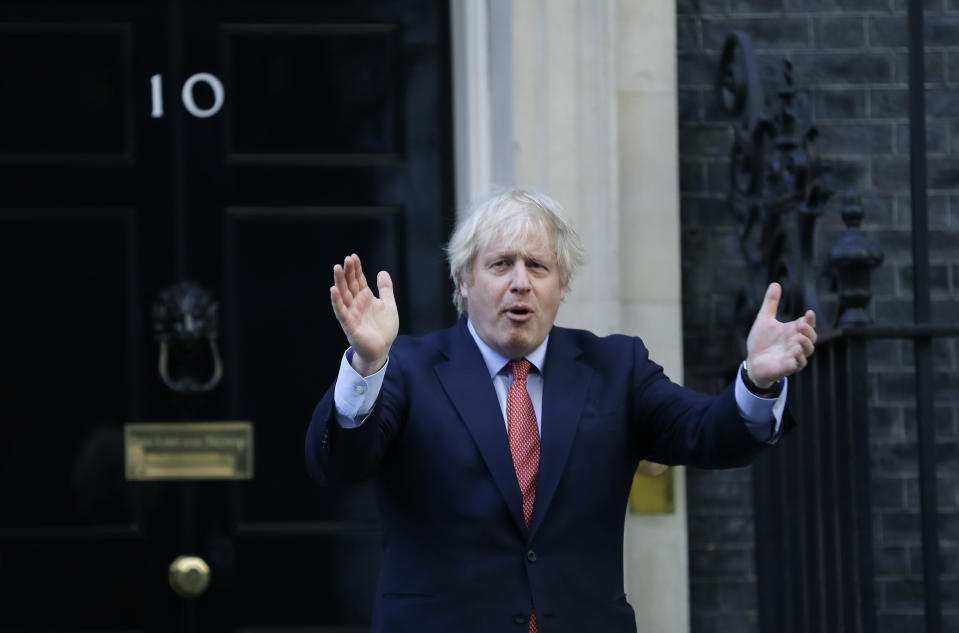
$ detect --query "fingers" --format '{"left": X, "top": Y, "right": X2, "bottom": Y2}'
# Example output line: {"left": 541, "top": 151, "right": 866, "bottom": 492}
{"left": 758, "top": 282, "right": 782, "bottom": 321}
{"left": 763, "top": 313, "right": 815, "bottom": 380}
{"left": 795, "top": 318, "right": 816, "bottom": 342}
{"left": 793, "top": 327, "right": 815, "bottom": 361}
{"left": 330, "top": 284, "right": 347, "bottom": 322}
{"left": 747, "top": 293, "right": 819, "bottom": 382}
{"left": 340, "top": 255, "right": 390, "bottom": 299}
{"left": 376, "top": 270, "right": 395, "bottom": 307}
{"left": 330, "top": 283, "right": 361, "bottom": 338}
{"left": 333, "top": 254, "right": 372, "bottom": 307}
{"left": 330, "top": 281, "right": 367, "bottom": 324}
{"left": 332, "top": 263, "right": 352, "bottom": 309}
{"left": 354, "top": 255, "right": 370, "bottom": 292}
{"left": 331, "top": 254, "right": 393, "bottom": 318}
{"left": 344, "top": 253, "right": 367, "bottom": 296}
{"left": 345, "top": 254, "right": 362, "bottom": 297}
{"left": 792, "top": 310, "right": 817, "bottom": 351}
{"left": 788, "top": 314, "right": 816, "bottom": 351}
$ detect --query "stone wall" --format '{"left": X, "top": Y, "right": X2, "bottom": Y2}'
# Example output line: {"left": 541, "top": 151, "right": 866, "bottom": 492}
{"left": 677, "top": 1, "right": 959, "bottom": 632}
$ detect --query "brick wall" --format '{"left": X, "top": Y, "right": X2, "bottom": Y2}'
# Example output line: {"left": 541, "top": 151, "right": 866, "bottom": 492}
{"left": 677, "top": 1, "right": 959, "bottom": 632}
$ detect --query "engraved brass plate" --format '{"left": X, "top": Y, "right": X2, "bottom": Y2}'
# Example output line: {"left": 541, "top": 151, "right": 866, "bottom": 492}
{"left": 124, "top": 422, "right": 253, "bottom": 480}
{"left": 628, "top": 465, "right": 675, "bottom": 514}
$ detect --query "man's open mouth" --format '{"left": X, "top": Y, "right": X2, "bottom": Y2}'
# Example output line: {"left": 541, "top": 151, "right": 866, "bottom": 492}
{"left": 505, "top": 306, "right": 533, "bottom": 320}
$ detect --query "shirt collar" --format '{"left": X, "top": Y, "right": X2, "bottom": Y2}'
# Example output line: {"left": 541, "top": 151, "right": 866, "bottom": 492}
{"left": 466, "top": 319, "right": 549, "bottom": 378}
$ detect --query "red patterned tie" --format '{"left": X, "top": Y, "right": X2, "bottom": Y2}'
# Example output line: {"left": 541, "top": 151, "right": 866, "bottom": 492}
{"left": 507, "top": 359, "right": 540, "bottom": 633}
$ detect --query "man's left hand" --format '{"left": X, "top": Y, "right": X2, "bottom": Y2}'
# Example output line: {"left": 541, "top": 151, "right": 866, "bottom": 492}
{"left": 745, "top": 282, "right": 817, "bottom": 388}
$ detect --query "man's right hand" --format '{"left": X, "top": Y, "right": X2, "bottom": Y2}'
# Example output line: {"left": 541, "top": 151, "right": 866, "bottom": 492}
{"left": 330, "top": 254, "right": 398, "bottom": 377}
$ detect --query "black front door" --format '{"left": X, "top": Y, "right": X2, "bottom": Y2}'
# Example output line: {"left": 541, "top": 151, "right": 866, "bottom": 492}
{"left": 0, "top": 1, "right": 452, "bottom": 631}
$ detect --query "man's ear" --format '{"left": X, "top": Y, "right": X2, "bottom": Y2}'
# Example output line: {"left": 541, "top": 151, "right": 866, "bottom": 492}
{"left": 560, "top": 285, "right": 567, "bottom": 301}
{"left": 458, "top": 274, "right": 470, "bottom": 299}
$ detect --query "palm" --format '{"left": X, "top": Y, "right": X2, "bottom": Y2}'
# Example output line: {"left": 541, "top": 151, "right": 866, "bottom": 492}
{"left": 341, "top": 287, "right": 397, "bottom": 358}
{"left": 330, "top": 254, "right": 398, "bottom": 375}
{"left": 746, "top": 283, "right": 817, "bottom": 386}
{"left": 747, "top": 322, "right": 796, "bottom": 380}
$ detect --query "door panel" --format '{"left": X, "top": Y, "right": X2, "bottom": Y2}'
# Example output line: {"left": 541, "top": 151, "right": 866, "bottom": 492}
{"left": 0, "top": 1, "right": 452, "bottom": 631}
{"left": 223, "top": 24, "right": 401, "bottom": 160}
{"left": 1, "top": 534, "right": 148, "bottom": 630}
{"left": 234, "top": 530, "right": 381, "bottom": 627}
{"left": 0, "top": 209, "right": 141, "bottom": 525}
{"left": 224, "top": 207, "right": 399, "bottom": 523}
{"left": 0, "top": 24, "right": 131, "bottom": 160}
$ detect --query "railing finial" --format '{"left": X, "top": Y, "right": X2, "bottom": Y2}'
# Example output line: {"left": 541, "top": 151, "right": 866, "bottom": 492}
{"left": 827, "top": 190, "right": 884, "bottom": 327}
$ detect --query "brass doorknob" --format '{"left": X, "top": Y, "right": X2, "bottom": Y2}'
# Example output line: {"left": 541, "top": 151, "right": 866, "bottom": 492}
{"left": 168, "top": 555, "right": 211, "bottom": 598}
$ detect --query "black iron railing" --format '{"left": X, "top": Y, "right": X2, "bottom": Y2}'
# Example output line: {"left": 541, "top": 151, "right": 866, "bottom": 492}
{"left": 754, "top": 332, "right": 875, "bottom": 633}
{"left": 718, "top": 26, "right": 959, "bottom": 633}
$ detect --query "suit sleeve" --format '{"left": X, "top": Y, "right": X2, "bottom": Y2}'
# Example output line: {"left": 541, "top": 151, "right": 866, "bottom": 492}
{"left": 305, "top": 354, "right": 409, "bottom": 484}
{"left": 629, "top": 337, "right": 793, "bottom": 468}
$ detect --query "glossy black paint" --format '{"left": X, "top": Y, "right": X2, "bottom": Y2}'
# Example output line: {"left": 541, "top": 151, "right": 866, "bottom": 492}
{"left": 0, "top": 1, "right": 453, "bottom": 631}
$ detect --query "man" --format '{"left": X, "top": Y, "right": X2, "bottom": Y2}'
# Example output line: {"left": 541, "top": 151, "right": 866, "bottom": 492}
{"left": 306, "top": 188, "right": 816, "bottom": 632}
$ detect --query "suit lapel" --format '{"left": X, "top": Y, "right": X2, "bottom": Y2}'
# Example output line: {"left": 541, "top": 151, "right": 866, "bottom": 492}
{"left": 528, "top": 327, "right": 592, "bottom": 540}
{"left": 434, "top": 321, "right": 527, "bottom": 535}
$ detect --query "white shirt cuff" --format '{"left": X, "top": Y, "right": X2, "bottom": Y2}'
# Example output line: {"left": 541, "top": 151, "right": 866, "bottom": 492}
{"left": 333, "top": 348, "right": 388, "bottom": 428}
{"left": 734, "top": 362, "right": 788, "bottom": 443}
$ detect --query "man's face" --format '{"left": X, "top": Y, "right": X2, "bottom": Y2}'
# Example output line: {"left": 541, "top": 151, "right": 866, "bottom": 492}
{"left": 460, "top": 223, "right": 566, "bottom": 360}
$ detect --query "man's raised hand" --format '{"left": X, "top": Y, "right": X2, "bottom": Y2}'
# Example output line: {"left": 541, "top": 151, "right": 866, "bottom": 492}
{"left": 330, "top": 254, "right": 398, "bottom": 377}
{"left": 745, "top": 282, "right": 817, "bottom": 388}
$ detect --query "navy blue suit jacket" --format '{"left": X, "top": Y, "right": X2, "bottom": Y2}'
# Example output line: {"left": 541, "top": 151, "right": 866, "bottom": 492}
{"left": 306, "top": 318, "right": 783, "bottom": 633}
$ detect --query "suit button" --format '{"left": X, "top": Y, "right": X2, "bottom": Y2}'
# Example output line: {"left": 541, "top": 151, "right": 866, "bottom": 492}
{"left": 527, "top": 549, "right": 537, "bottom": 562}
{"left": 513, "top": 614, "right": 527, "bottom": 625}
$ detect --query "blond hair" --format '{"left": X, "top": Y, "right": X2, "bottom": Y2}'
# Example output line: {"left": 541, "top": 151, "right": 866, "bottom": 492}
{"left": 446, "top": 188, "right": 584, "bottom": 315}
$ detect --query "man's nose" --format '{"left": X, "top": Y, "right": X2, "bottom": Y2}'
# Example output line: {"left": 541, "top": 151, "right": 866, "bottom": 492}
{"left": 509, "top": 263, "right": 531, "bottom": 291}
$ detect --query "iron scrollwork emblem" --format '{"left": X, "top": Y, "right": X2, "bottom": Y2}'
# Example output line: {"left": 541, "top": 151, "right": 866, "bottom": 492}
{"left": 717, "top": 31, "right": 884, "bottom": 333}
{"left": 716, "top": 32, "right": 835, "bottom": 342}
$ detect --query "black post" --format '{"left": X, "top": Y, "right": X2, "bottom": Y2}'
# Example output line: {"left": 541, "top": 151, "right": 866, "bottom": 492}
{"left": 907, "top": 0, "right": 942, "bottom": 631}
{"left": 848, "top": 338, "right": 877, "bottom": 633}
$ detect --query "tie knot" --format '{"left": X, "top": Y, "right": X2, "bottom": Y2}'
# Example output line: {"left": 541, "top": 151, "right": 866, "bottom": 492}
{"left": 509, "top": 359, "right": 532, "bottom": 383}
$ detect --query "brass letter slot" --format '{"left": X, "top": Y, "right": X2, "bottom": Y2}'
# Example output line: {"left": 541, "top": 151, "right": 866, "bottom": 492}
{"left": 124, "top": 422, "right": 253, "bottom": 481}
